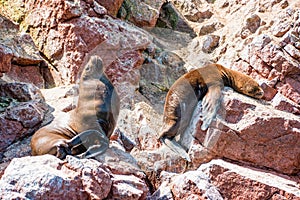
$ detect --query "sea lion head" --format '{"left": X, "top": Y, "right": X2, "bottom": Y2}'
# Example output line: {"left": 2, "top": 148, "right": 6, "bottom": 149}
{"left": 81, "top": 56, "right": 104, "bottom": 81}
{"left": 235, "top": 77, "right": 264, "bottom": 99}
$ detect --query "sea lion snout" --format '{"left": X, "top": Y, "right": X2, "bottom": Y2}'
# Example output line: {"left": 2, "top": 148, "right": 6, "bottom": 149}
{"left": 255, "top": 89, "right": 264, "bottom": 98}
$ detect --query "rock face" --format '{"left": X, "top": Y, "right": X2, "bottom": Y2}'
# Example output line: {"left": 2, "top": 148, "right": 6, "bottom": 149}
{"left": 0, "top": 0, "right": 300, "bottom": 199}
{"left": 189, "top": 88, "right": 300, "bottom": 175}
{"left": 0, "top": 153, "right": 148, "bottom": 200}
{"left": 0, "top": 15, "right": 45, "bottom": 86}
{"left": 148, "top": 159, "right": 300, "bottom": 199}
{"left": 1, "top": 0, "right": 150, "bottom": 88}
{"left": 118, "top": 0, "right": 165, "bottom": 28}
{"left": 127, "top": 89, "right": 300, "bottom": 176}
{"left": 0, "top": 82, "right": 49, "bottom": 152}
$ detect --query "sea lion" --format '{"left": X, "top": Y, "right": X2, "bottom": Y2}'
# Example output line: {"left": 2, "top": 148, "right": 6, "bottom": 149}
{"left": 31, "top": 56, "right": 120, "bottom": 159}
{"left": 159, "top": 64, "right": 264, "bottom": 160}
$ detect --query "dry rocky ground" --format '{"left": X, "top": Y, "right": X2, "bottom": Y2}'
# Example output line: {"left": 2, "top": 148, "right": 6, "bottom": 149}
{"left": 0, "top": 0, "right": 300, "bottom": 199}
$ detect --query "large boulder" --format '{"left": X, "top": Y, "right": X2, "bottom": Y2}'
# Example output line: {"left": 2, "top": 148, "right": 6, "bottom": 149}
{"left": 149, "top": 159, "right": 300, "bottom": 199}
{"left": 0, "top": 143, "right": 149, "bottom": 200}
{"left": 0, "top": 82, "right": 50, "bottom": 152}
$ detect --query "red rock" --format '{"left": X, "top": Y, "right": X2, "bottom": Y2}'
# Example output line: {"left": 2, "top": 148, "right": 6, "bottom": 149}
{"left": 223, "top": 98, "right": 256, "bottom": 124}
{"left": 96, "top": 0, "right": 123, "bottom": 16}
{"left": 184, "top": 9, "right": 213, "bottom": 22}
{"left": 242, "top": 33, "right": 300, "bottom": 104}
{"left": 249, "top": 54, "right": 272, "bottom": 78}
{"left": 271, "top": 93, "right": 300, "bottom": 115}
{"left": 276, "top": 78, "right": 300, "bottom": 104}
{"left": 198, "top": 22, "right": 224, "bottom": 36}
{"left": 251, "top": 34, "right": 272, "bottom": 50}
{"left": 0, "top": 45, "right": 12, "bottom": 74}
{"left": 0, "top": 100, "right": 48, "bottom": 152}
{"left": 260, "top": 42, "right": 300, "bottom": 76}
{"left": 0, "top": 15, "right": 42, "bottom": 79}
{"left": 5, "top": 102, "right": 45, "bottom": 128}
{"left": 260, "top": 82, "right": 278, "bottom": 101}
{"left": 125, "top": 89, "right": 300, "bottom": 175}
{"left": 119, "top": 0, "right": 165, "bottom": 28}
{"left": 105, "top": 50, "right": 145, "bottom": 84}
{"left": 272, "top": 20, "right": 291, "bottom": 37}
{"left": 198, "top": 159, "right": 300, "bottom": 199}
{"left": 0, "top": 82, "right": 48, "bottom": 152}
{"left": 95, "top": 145, "right": 146, "bottom": 178}
{"left": 5, "top": 65, "right": 45, "bottom": 88}
{"left": 191, "top": 89, "right": 300, "bottom": 175}
{"left": 18, "top": 0, "right": 150, "bottom": 85}
{"left": 0, "top": 82, "right": 44, "bottom": 101}
{"left": 0, "top": 144, "right": 149, "bottom": 199}
{"left": 0, "top": 155, "right": 112, "bottom": 199}
{"left": 245, "top": 14, "right": 261, "bottom": 33}
{"left": 0, "top": 117, "right": 23, "bottom": 152}
{"left": 284, "top": 44, "right": 300, "bottom": 60}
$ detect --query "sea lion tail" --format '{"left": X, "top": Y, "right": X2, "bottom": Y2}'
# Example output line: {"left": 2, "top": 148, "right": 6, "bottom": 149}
{"left": 160, "top": 137, "right": 191, "bottom": 162}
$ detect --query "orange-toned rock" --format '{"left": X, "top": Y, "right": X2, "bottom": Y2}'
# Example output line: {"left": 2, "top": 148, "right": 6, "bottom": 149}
{"left": 96, "top": 0, "right": 124, "bottom": 16}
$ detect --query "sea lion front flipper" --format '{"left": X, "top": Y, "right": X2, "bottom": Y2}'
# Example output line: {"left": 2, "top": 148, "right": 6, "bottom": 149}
{"left": 53, "top": 140, "right": 72, "bottom": 159}
{"left": 161, "top": 137, "right": 191, "bottom": 162}
{"left": 67, "top": 129, "right": 109, "bottom": 159}
{"left": 201, "top": 85, "right": 222, "bottom": 131}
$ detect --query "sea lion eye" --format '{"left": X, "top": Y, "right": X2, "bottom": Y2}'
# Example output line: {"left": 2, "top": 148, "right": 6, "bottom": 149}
{"left": 248, "top": 87, "right": 256, "bottom": 94}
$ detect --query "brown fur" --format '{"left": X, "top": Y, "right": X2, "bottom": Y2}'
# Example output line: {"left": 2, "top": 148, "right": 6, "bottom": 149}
{"left": 31, "top": 56, "right": 120, "bottom": 159}
{"left": 159, "top": 64, "right": 264, "bottom": 159}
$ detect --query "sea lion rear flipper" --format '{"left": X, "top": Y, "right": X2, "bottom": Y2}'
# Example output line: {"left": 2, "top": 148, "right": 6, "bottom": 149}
{"left": 67, "top": 129, "right": 109, "bottom": 158}
{"left": 161, "top": 137, "right": 191, "bottom": 162}
{"left": 201, "top": 85, "right": 222, "bottom": 130}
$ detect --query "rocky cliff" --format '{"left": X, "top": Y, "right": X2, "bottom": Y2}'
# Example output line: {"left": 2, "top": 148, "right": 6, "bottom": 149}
{"left": 0, "top": 0, "right": 299, "bottom": 199}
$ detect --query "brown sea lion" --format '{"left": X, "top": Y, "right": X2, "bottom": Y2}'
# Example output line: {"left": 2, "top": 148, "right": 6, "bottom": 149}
{"left": 159, "top": 64, "right": 264, "bottom": 161}
{"left": 31, "top": 56, "right": 120, "bottom": 159}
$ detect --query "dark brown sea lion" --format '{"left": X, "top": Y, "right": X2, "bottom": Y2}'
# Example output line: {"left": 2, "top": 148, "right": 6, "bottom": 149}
{"left": 31, "top": 56, "right": 120, "bottom": 159}
{"left": 159, "top": 64, "right": 264, "bottom": 161}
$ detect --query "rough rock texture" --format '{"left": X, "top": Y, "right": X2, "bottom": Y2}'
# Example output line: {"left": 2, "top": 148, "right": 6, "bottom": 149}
{"left": 1, "top": 0, "right": 150, "bottom": 87}
{"left": 118, "top": 0, "right": 166, "bottom": 28}
{"left": 127, "top": 89, "right": 300, "bottom": 176}
{"left": 199, "top": 159, "right": 300, "bottom": 199}
{"left": 148, "top": 159, "right": 300, "bottom": 199}
{"left": 189, "top": 88, "right": 300, "bottom": 175}
{"left": 171, "top": 0, "right": 300, "bottom": 106}
{"left": 1, "top": 0, "right": 300, "bottom": 199}
{"left": 0, "top": 82, "right": 49, "bottom": 152}
{"left": 0, "top": 147, "right": 149, "bottom": 200}
{"left": 0, "top": 15, "right": 44, "bottom": 85}
{"left": 97, "top": 0, "right": 124, "bottom": 16}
